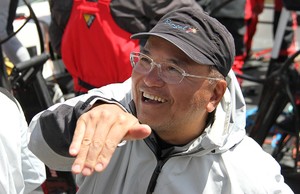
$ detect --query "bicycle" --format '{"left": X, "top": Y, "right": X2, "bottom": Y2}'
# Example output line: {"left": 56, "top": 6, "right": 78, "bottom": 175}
{"left": 237, "top": 3, "right": 300, "bottom": 173}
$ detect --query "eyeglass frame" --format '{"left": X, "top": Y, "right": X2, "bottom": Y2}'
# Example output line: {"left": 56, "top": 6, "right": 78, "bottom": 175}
{"left": 129, "top": 52, "right": 223, "bottom": 84}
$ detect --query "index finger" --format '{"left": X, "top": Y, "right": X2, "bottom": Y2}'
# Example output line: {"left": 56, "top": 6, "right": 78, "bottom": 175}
{"left": 69, "top": 117, "right": 87, "bottom": 156}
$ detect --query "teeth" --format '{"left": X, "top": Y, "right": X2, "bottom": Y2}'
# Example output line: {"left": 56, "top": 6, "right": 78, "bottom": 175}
{"left": 143, "top": 92, "right": 166, "bottom": 103}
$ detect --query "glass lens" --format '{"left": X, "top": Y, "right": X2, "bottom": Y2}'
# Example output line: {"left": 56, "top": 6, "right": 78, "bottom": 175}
{"left": 131, "top": 53, "right": 151, "bottom": 74}
{"left": 130, "top": 52, "right": 185, "bottom": 84}
{"left": 138, "top": 55, "right": 152, "bottom": 72}
{"left": 160, "top": 63, "right": 183, "bottom": 83}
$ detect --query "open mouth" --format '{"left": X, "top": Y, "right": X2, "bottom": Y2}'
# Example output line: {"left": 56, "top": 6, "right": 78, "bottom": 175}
{"left": 142, "top": 92, "right": 166, "bottom": 103}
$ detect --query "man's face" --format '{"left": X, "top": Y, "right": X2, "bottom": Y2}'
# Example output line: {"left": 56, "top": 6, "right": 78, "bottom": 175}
{"left": 131, "top": 36, "right": 222, "bottom": 144}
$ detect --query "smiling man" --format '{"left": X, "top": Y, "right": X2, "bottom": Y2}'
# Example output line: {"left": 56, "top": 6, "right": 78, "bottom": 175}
{"left": 130, "top": 37, "right": 226, "bottom": 146}
{"left": 28, "top": 7, "right": 293, "bottom": 194}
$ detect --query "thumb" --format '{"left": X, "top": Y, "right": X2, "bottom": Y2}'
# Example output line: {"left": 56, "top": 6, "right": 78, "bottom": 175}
{"left": 124, "top": 124, "right": 151, "bottom": 140}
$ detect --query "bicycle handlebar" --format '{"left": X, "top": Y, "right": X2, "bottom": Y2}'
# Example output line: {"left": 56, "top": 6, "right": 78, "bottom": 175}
{"left": 236, "top": 49, "right": 300, "bottom": 84}
{"left": 14, "top": 53, "right": 49, "bottom": 72}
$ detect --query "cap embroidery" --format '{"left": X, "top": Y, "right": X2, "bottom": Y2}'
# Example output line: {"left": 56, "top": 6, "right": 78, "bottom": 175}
{"left": 163, "top": 18, "right": 198, "bottom": 34}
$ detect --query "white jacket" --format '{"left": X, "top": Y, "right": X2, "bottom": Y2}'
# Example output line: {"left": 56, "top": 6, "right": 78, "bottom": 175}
{"left": 0, "top": 90, "right": 46, "bottom": 194}
{"left": 28, "top": 71, "right": 293, "bottom": 193}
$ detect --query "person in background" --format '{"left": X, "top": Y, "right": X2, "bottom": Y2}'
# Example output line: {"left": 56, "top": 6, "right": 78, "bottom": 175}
{"left": 48, "top": 0, "right": 202, "bottom": 95}
{"left": 244, "top": 0, "right": 264, "bottom": 59}
{"left": 0, "top": 87, "right": 46, "bottom": 194}
{"left": 28, "top": 7, "right": 292, "bottom": 193}
{"left": 245, "top": 0, "right": 298, "bottom": 62}
{"left": 197, "top": 0, "right": 298, "bottom": 85}
{"left": 0, "top": 0, "right": 31, "bottom": 65}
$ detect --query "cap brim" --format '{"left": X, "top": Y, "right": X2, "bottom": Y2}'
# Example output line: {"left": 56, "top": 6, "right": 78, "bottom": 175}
{"left": 131, "top": 32, "right": 214, "bottom": 66}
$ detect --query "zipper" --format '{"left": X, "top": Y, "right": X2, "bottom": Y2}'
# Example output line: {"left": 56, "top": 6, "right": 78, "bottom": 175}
{"left": 144, "top": 135, "right": 169, "bottom": 194}
{"left": 143, "top": 132, "right": 192, "bottom": 194}
{"left": 146, "top": 159, "right": 167, "bottom": 194}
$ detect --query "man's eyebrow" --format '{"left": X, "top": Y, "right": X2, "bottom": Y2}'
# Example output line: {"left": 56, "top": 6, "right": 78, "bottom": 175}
{"left": 140, "top": 47, "right": 188, "bottom": 67}
{"left": 140, "top": 48, "right": 186, "bottom": 66}
{"left": 165, "top": 57, "right": 188, "bottom": 67}
{"left": 140, "top": 48, "right": 150, "bottom": 55}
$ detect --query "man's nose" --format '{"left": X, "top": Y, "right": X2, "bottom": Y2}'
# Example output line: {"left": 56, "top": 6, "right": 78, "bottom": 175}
{"left": 148, "top": 63, "right": 162, "bottom": 77}
{"left": 143, "top": 64, "right": 165, "bottom": 86}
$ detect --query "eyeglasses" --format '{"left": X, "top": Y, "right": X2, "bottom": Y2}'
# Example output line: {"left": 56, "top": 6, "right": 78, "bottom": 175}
{"left": 130, "top": 52, "right": 222, "bottom": 84}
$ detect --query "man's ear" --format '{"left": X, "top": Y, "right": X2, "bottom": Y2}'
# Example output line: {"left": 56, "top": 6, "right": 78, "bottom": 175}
{"left": 207, "top": 80, "right": 227, "bottom": 113}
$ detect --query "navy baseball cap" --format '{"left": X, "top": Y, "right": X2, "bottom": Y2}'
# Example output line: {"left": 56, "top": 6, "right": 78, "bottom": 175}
{"left": 131, "top": 7, "right": 235, "bottom": 77}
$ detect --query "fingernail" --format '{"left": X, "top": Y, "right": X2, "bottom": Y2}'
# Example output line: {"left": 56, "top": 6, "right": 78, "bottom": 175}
{"left": 82, "top": 167, "right": 92, "bottom": 176}
{"left": 69, "top": 148, "right": 77, "bottom": 155}
{"left": 72, "top": 164, "right": 81, "bottom": 173}
{"left": 95, "top": 163, "right": 103, "bottom": 172}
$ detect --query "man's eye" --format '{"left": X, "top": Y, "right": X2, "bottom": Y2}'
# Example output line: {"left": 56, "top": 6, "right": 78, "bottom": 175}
{"left": 165, "top": 65, "right": 181, "bottom": 74}
{"left": 140, "top": 57, "right": 151, "bottom": 64}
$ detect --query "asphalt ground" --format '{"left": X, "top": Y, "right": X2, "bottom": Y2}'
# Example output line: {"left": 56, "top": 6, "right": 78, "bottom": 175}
{"left": 241, "top": 4, "right": 300, "bottom": 193}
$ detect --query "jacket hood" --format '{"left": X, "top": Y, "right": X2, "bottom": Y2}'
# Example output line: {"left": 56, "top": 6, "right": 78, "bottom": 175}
{"left": 186, "top": 70, "right": 246, "bottom": 155}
